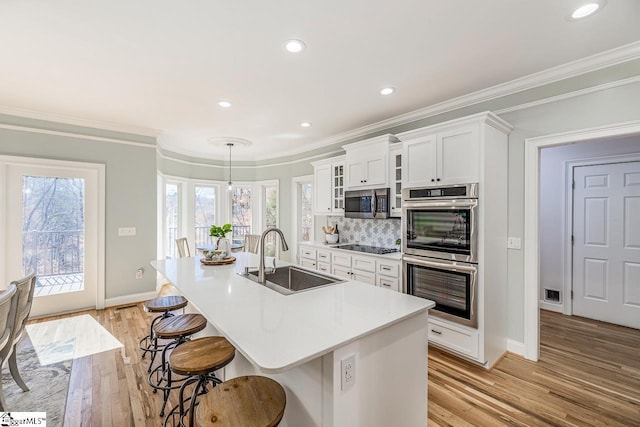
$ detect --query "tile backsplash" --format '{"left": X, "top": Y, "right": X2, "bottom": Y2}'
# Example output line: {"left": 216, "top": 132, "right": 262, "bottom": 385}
{"left": 324, "top": 216, "right": 401, "bottom": 248}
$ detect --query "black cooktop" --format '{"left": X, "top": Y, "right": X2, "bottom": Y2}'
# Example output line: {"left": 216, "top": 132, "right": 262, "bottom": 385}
{"left": 333, "top": 244, "right": 399, "bottom": 255}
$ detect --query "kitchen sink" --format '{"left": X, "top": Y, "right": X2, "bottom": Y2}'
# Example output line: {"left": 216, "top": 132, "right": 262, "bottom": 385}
{"left": 245, "top": 266, "right": 343, "bottom": 295}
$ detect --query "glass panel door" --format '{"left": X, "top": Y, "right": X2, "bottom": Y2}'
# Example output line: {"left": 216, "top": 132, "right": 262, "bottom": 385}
{"left": 5, "top": 162, "right": 101, "bottom": 317}
{"left": 22, "top": 176, "right": 85, "bottom": 297}
{"left": 231, "top": 186, "right": 252, "bottom": 241}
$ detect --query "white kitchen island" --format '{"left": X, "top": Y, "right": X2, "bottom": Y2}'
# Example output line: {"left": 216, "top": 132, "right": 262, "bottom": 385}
{"left": 151, "top": 253, "right": 434, "bottom": 427}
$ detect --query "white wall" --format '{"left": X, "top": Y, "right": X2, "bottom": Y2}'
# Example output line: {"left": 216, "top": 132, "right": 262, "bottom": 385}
{"left": 539, "top": 136, "right": 640, "bottom": 305}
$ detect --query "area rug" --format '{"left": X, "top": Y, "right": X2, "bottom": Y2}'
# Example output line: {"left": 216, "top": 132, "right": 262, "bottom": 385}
{"left": 3, "top": 336, "right": 74, "bottom": 427}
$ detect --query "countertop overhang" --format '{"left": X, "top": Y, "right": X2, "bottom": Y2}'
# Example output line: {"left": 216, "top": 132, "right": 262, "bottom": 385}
{"left": 151, "top": 253, "right": 433, "bottom": 373}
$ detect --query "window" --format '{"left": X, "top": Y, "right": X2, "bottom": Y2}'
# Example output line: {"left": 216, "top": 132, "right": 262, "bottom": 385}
{"left": 230, "top": 185, "right": 252, "bottom": 242}
{"left": 194, "top": 185, "right": 216, "bottom": 248}
{"left": 165, "top": 182, "right": 180, "bottom": 258}
{"left": 300, "top": 182, "right": 313, "bottom": 242}
{"left": 263, "top": 184, "right": 279, "bottom": 256}
{"left": 158, "top": 175, "right": 280, "bottom": 259}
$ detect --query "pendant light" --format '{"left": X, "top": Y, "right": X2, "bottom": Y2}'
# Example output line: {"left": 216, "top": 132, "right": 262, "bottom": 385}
{"left": 227, "top": 142, "right": 233, "bottom": 191}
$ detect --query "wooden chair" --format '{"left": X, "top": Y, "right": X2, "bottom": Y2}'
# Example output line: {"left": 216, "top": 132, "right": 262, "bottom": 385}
{"left": 0, "top": 284, "right": 19, "bottom": 411}
{"left": 243, "top": 234, "right": 260, "bottom": 254}
{"left": 6, "top": 272, "right": 37, "bottom": 392}
{"left": 175, "top": 237, "right": 191, "bottom": 258}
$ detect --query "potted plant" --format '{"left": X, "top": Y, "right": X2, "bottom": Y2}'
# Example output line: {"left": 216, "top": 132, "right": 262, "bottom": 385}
{"left": 209, "top": 223, "right": 233, "bottom": 247}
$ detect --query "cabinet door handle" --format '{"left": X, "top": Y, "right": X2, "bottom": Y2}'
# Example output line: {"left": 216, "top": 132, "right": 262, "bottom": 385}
{"left": 431, "top": 178, "right": 435, "bottom": 182}
{"left": 436, "top": 178, "right": 441, "bottom": 182}
{"left": 431, "top": 329, "right": 442, "bottom": 335}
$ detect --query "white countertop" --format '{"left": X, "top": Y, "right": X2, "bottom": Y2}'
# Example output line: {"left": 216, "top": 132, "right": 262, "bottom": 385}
{"left": 151, "top": 253, "right": 433, "bottom": 373}
{"left": 299, "top": 241, "right": 403, "bottom": 261}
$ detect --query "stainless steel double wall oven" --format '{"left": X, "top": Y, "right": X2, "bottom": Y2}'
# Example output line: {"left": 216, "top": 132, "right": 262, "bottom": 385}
{"left": 402, "top": 183, "right": 479, "bottom": 328}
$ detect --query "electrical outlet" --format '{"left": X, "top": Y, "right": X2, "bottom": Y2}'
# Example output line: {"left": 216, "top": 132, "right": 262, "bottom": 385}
{"left": 341, "top": 354, "right": 356, "bottom": 390}
{"left": 118, "top": 227, "right": 137, "bottom": 237}
{"left": 507, "top": 237, "right": 521, "bottom": 250}
{"left": 135, "top": 268, "right": 144, "bottom": 280}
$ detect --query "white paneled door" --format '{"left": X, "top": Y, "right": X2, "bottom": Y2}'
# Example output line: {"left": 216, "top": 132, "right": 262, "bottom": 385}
{"left": 3, "top": 160, "right": 104, "bottom": 317}
{"left": 572, "top": 161, "right": 640, "bottom": 329}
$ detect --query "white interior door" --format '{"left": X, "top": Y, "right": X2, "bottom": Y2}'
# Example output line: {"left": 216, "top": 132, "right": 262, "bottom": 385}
{"left": 4, "top": 160, "right": 103, "bottom": 317}
{"left": 572, "top": 161, "right": 640, "bottom": 329}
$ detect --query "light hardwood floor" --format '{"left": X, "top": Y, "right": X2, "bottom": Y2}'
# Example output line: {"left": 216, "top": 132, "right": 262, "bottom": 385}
{"left": 26, "top": 306, "right": 640, "bottom": 426}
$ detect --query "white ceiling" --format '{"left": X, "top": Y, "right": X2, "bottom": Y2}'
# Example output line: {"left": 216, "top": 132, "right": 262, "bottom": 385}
{"left": 1, "top": 0, "right": 640, "bottom": 161}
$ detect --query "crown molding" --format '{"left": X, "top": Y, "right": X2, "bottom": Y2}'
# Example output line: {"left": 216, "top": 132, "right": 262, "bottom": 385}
{"left": 0, "top": 105, "right": 161, "bottom": 137}
{"left": 0, "top": 123, "right": 157, "bottom": 148}
{"left": 157, "top": 147, "right": 344, "bottom": 169}
{"left": 250, "top": 40, "right": 640, "bottom": 161}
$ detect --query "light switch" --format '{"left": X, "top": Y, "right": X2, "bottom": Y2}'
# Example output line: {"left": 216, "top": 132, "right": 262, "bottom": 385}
{"left": 118, "top": 227, "right": 137, "bottom": 237}
{"left": 507, "top": 237, "right": 521, "bottom": 250}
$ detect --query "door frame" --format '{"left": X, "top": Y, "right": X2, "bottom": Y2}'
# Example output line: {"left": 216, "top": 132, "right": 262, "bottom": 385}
{"left": 524, "top": 119, "right": 640, "bottom": 361}
{"left": 563, "top": 154, "right": 640, "bottom": 315}
{"left": 0, "top": 155, "right": 106, "bottom": 311}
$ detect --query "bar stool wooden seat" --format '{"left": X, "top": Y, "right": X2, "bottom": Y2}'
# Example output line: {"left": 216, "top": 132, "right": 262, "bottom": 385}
{"left": 196, "top": 376, "right": 286, "bottom": 427}
{"left": 163, "top": 336, "right": 236, "bottom": 427}
{"left": 139, "top": 295, "right": 188, "bottom": 372}
{"left": 148, "top": 313, "right": 207, "bottom": 417}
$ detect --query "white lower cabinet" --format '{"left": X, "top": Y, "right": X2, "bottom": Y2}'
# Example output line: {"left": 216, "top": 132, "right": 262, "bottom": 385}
{"left": 317, "top": 262, "right": 331, "bottom": 273}
{"left": 299, "top": 244, "right": 401, "bottom": 290}
{"left": 330, "top": 253, "right": 377, "bottom": 286}
{"left": 300, "top": 258, "right": 316, "bottom": 269}
{"left": 376, "top": 275, "right": 400, "bottom": 292}
{"left": 427, "top": 317, "right": 479, "bottom": 360}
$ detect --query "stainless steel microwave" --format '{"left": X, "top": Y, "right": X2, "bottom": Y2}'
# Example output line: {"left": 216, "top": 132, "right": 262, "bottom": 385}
{"left": 344, "top": 188, "right": 390, "bottom": 219}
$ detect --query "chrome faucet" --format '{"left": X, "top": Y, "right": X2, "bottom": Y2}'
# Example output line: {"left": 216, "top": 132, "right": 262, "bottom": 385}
{"left": 258, "top": 227, "right": 289, "bottom": 284}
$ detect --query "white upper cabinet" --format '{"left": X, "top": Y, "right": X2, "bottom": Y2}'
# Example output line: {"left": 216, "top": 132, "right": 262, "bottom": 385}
{"left": 403, "top": 133, "right": 436, "bottom": 188}
{"left": 399, "top": 112, "right": 510, "bottom": 188}
{"left": 343, "top": 135, "right": 398, "bottom": 190}
{"left": 311, "top": 156, "right": 345, "bottom": 215}
{"left": 388, "top": 144, "right": 403, "bottom": 217}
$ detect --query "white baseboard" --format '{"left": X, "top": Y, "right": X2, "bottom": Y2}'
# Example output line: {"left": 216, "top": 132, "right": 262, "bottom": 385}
{"left": 539, "top": 300, "right": 563, "bottom": 313}
{"left": 507, "top": 339, "right": 525, "bottom": 356}
{"left": 105, "top": 291, "right": 157, "bottom": 308}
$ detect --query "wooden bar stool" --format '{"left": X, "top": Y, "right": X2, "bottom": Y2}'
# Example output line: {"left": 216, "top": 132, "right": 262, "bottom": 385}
{"left": 163, "top": 336, "right": 236, "bottom": 427}
{"left": 139, "top": 295, "right": 188, "bottom": 372}
{"left": 148, "top": 313, "right": 208, "bottom": 417}
{"left": 196, "top": 376, "right": 286, "bottom": 427}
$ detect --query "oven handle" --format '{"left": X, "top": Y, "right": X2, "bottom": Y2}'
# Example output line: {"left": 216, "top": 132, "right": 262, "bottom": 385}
{"left": 403, "top": 255, "right": 477, "bottom": 273}
{"left": 404, "top": 200, "right": 477, "bottom": 209}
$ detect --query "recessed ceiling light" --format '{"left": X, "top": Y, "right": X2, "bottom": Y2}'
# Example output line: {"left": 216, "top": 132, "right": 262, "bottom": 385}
{"left": 569, "top": 1, "right": 605, "bottom": 20}
{"left": 380, "top": 87, "right": 395, "bottom": 96}
{"left": 285, "top": 39, "right": 306, "bottom": 53}
{"left": 300, "top": 122, "right": 312, "bottom": 128}
{"left": 217, "top": 100, "right": 232, "bottom": 108}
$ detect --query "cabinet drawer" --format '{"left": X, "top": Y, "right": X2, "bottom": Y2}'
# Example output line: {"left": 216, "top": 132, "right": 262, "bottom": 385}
{"left": 317, "top": 262, "right": 331, "bottom": 273}
{"left": 352, "top": 269, "right": 376, "bottom": 285}
{"left": 428, "top": 319, "right": 479, "bottom": 359}
{"left": 376, "top": 276, "right": 400, "bottom": 292}
{"left": 300, "top": 258, "right": 317, "bottom": 269}
{"left": 300, "top": 248, "right": 317, "bottom": 260}
{"left": 352, "top": 255, "right": 376, "bottom": 273}
{"left": 332, "top": 252, "right": 352, "bottom": 268}
{"left": 317, "top": 250, "right": 331, "bottom": 263}
{"left": 377, "top": 261, "right": 400, "bottom": 277}
{"left": 331, "top": 265, "right": 351, "bottom": 280}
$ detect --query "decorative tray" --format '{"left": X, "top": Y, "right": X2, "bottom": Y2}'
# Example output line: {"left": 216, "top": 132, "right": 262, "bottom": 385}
{"left": 200, "top": 256, "right": 236, "bottom": 266}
